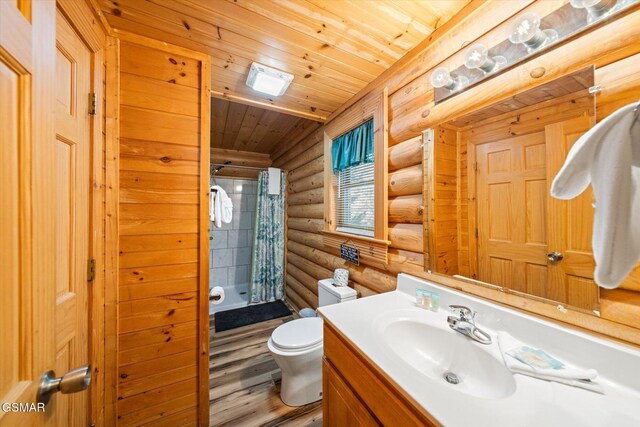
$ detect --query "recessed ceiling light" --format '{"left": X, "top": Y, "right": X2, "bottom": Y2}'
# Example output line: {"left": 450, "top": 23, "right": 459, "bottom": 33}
{"left": 246, "top": 62, "right": 294, "bottom": 97}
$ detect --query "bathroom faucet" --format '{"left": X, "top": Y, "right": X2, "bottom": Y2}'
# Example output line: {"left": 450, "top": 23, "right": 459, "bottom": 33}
{"left": 447, "top": 305, "right": 492, "bottom": 345}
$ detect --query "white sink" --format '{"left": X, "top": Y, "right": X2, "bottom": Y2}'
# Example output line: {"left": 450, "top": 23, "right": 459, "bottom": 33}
{"left": 376, "top": 310, "right": 516, "bottom": 399}
{"left": 318, "top": 274, "right": 640, "bottom": 426}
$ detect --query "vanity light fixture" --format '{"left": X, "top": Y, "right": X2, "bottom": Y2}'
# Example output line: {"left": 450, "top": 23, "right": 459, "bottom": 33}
{"left": 464, "top": 43, "right": 507, "bottom": 74}
{"left": 508, "top": 12, "right": 558, "bottom": 51}
{"left": 429, "top": 67, "right": 469, "bottom": 92}
{"left": 246, "top": 62, "right": 294, "bottom": 97}
{"left": 570, "top": 0, "right": 619, "bottom": 21}
{"left": 433, "top": 0, "right": 636, "bottom": 104}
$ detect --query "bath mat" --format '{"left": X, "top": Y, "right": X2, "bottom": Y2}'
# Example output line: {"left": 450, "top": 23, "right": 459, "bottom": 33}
{"left": 214, "top": 300, "right": 292, "bottom": 332}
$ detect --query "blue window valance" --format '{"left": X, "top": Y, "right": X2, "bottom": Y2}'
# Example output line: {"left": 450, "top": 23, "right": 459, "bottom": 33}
{"left": 331, "top": 119, "right": 374, "bottom": 173}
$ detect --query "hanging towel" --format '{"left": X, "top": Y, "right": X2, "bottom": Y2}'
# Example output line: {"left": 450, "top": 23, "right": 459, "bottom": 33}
{"left": 210, "top": 185, "right": 233, "bottom": 228}
{"left": 551, "top": 103, "right": 640, "bottom": 289}
{"left": 498, "top": 332, "right": 603, "bottom": 394}
{"left": 268, "top": 167, "right": 281, "bottom": 195}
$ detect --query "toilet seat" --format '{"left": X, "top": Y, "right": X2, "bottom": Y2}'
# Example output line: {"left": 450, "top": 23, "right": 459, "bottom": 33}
{"left": 271, "top": 318, "right": 323, "bottom": 352}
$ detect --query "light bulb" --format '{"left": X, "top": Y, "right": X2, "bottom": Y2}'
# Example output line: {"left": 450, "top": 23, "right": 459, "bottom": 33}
{"left": 430, "top": 67, "right": 469, "bottom": 91}
{"left": 508, "top": 12, "right": 557, "bottom": 51}
{"left": 464, "top": 43, "right": 507, "bottom": 73}
{"left": 570, "top": 0, "right": 618, "bottom": 21}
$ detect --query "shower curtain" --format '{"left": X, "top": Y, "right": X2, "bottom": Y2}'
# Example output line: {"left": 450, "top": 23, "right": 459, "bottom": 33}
{"left": 248, "top": 170, "right": 286, "bottom": 304}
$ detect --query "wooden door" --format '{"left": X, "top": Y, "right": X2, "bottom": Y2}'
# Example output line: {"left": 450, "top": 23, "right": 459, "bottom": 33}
{"left": 546, "top": 116, "right": 599, "bottom": 311}
{"left": 476, "top": 133, "right": 549, "bottom": 297}
{"left": 53, "top": 8, "right": 93, "bottom": 426}
{"left": 0, "top": 1, "right": 55, "bottom": 425}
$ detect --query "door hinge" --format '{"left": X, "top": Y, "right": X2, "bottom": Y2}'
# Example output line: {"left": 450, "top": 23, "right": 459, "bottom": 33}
{"left": 475, "top": 228, "right": 479, "bottom": 238}
{"left": 474, "top": 161, "right": 478, "bottom": 172}
{"left": 87, "top": 259, "right": 96, "bottom": 282}
{"left": 88, "top": 93, "right": 97, "bottom": 115}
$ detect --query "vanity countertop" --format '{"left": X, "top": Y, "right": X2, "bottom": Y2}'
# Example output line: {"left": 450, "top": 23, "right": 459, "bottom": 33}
{"left": 318, "top": 274, "right": 640, "bottom": 427}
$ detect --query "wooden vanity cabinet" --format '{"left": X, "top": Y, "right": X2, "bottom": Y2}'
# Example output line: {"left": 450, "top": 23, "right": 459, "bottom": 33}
{"left": 323, "top": 360, "right": 380, "bottom": 426}
{"left": 323, "top": 322, "right": 439, "bottom": 427}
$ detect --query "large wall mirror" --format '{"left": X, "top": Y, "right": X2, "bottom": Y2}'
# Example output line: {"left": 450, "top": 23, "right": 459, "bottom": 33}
{"left": 424, "top": 67, "right": 603, "bottom": 314}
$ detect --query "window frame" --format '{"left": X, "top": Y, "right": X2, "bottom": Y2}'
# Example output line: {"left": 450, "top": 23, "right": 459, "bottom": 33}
{"left": 323, "top": 88, "right": 389, "bottom": 254}
{"left": 334, "top": 153, "right": 375, "bottom": 238}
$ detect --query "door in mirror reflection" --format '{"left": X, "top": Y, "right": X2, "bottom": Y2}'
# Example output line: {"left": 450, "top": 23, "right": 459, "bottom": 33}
{"left": 475, "top": 132, "right": 549, "bottom": 299}
{"left": 471, "top": 115, "right": 598, "bottom": 311}
{"left": 546, "top": 116, "right": 599, "bottom": 310}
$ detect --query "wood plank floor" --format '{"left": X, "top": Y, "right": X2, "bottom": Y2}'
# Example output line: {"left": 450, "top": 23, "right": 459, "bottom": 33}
{"left": 209, "top": 310, "right": 323, "bottom": 427}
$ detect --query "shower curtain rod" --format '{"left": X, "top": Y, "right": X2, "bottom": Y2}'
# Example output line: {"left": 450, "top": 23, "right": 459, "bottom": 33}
{"left": 211, "top": 163, "right": 267, "bottom": 171}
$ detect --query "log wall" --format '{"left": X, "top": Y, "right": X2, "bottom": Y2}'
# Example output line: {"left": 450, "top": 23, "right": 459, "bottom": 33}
{"left": 279, "top": 129, "right": 424, "bottom": 305}
{"left": 279, "top": 3, "right": 640, "bottom": 343}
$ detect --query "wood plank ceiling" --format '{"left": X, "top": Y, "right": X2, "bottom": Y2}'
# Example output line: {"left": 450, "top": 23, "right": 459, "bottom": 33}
{"left": 211, "top": 98, "right": 322, "bottom": 154}
{"left": 97, "top": 0, "right": 470, "bottom": 121}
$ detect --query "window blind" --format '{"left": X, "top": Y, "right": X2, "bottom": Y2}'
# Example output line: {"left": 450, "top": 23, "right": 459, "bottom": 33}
{"left": 334, "top": 161, "right": 375, "bottom": 237}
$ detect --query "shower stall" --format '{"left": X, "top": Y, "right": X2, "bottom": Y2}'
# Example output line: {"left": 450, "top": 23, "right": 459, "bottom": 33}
{"left": 209, "top": 176, "right": 256, "bottom": 313}
{"left": 209, "top": 166, "right": 286, "bottom": 314}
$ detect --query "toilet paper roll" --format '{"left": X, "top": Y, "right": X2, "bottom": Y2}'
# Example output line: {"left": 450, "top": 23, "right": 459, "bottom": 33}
{"left": 209, "top": 286, "right": 225, "bottom": 304}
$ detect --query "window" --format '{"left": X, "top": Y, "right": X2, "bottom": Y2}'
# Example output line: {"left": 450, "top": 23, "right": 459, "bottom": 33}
{"left": 334, "top": 154, "right": 375, "bottom": 237}
{"left": 322, "top": 89, "right": 389, "bottom": 265}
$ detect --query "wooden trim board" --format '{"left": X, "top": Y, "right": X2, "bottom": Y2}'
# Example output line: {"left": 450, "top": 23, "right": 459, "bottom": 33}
{"left": 211, "top": 90, "right": 327, "bottom": 122}
{"left": 422, "top": 129, "right": 435, "bottom": 273}
{"left": 198, "top": 50, "right": 211, "bottom": 427}
{"left": 104, "top": 35, "right": 120, "bottom": 427}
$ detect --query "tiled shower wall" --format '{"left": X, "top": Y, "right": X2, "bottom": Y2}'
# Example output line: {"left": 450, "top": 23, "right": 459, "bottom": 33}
{"left": 210, "top": 178, "right": 256, "bottom": 309}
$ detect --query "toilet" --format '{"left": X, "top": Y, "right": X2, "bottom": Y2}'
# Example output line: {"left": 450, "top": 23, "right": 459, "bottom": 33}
{"left": 268, "top": 278, "right": 357, "bottom": 406}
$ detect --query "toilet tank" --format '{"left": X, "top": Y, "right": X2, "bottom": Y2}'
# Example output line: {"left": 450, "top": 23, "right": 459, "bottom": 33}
{"left": 318, "top": 278, "right": 357, "bottom": 307}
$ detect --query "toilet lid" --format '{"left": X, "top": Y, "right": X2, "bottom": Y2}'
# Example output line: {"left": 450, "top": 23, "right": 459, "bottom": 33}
{"left": 271, "top": 318, "right": 323, "bottom": 351}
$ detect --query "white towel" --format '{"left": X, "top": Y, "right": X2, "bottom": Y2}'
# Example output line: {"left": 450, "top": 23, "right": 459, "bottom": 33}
{"left": 210, "top": 185, "right": 233, "bottom": 228}
{"left": 498, "top": 332, "right": 603, "bottom": 394}
{"left": 268, "top": 167, "right": 281, "bottom": 195}
{"left": 551, "top": 103, "right": 640, "bottom": 289}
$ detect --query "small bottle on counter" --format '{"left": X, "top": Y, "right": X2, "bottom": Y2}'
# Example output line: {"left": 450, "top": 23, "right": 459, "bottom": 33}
{"left": 415, "top": 288, "right": 439, "bottom": 312}
{"left": 429, "top": 291, "right": 440, "bottom": 312}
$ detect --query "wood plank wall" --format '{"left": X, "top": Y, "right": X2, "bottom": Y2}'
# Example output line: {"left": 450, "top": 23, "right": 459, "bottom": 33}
{"left": 281, "top": 6, "right": 640, "bottom": 343}
{"left": 115, "top": 37, "right": 209, "bottom": 426}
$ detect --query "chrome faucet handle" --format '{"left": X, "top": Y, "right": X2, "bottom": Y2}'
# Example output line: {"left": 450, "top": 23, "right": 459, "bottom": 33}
{"left": 449, "top": 305, "right": 476, "bottom": 322}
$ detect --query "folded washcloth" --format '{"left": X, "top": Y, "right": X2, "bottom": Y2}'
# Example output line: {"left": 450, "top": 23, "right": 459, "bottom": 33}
{"left": 498, "top": 331, "right": 603, "bottom": 394}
